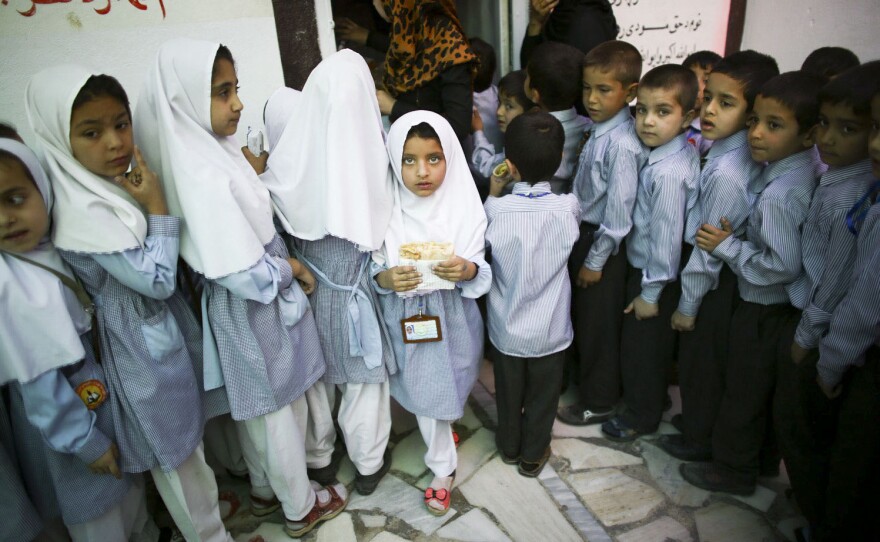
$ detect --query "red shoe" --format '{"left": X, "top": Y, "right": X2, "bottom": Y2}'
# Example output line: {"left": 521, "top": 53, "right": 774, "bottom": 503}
{"left": 284, "top": 484, "right": 347, "bottom": 537}
{"left": 424, "top": 472, "right": 455, "bottom": 516}
{"left": 453, "top": 430, "right": 460, "bottom": 448}
{"left": 219, "top": 490, "right": 241, "bottom": 521}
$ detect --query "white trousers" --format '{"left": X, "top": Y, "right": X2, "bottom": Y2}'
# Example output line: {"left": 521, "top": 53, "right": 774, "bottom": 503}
{"left": 150, "top": 445, "right": 233, "bottom": 542}
{"left": 239, "top": 396, "right": 317, "bottom": 520}
{"left": 203, "top": 414, "right": 248, "bottom": 477}
{"left": 67, "top": 477, "right": 158, "bottom": 542}
{"left": 305, "top": 381, "right": 392, "bottom": 476}
{"left": 416, "top": 416, "right": 457, "bottom": 478}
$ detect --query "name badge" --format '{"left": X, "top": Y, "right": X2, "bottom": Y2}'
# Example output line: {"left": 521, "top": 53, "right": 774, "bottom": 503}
{"left": 401, "top": 296, "right": 443, "bottom": 343}
{"left": 75, "top": 379, "right": 108, "bottom": 410}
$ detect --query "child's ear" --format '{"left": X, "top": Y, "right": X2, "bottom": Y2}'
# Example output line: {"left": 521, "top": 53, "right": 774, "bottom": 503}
{"left": 528, "top": 88, "right": 542, "bottom": 107}
{"left": 505, "top": 158, "right": 521, "bottom": 181}
{"left": 800, "top": 124, "right": 818, "bottom": 148}
{"left": 681, "top": 108, "right": 696, "bottom": 130}
{"left": 625, "top": 83, "right": 639, "bottom": 103}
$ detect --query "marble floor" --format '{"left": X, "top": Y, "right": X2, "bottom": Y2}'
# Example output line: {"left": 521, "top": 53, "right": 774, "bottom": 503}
{"left": 214, "top": 359, "right": 805, "bottom": 541}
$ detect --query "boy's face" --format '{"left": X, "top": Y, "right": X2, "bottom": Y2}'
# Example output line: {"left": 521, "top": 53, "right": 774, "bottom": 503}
{"left": 0, "top": 158, "right": 49, "bottom": 254}
{"left": 582, "top": 66, "right": 637, "bottom": 124}
{"left": 747, "top": 95, "right": 813, "bottom": 163}
{"left": 689, "top": 65, "right": 710, "bottom": 111}
{"left": 401, "top": 136, "right": 446, "bottom": 197}
{"left": 69, "top": 96, "right": 134, "bottom": 178}
{"left": 816, "top": 101, "right": 870, "bottom": 167}
{"left": 496, "top": 91, "right": 526, "bottom": 133}
{"left": 210, "top": 58, "right": 243, "bottom": 137}
{"left": 870, "top": 94, "right": 880, "bottom": 178}
{"left": 700, "top": 72, "right": 749, "bottom": 141}
{"left": 634, "top": 86, "right": 694, "bottom": 148}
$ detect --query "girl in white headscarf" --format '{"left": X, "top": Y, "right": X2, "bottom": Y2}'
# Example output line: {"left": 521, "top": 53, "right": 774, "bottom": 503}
{"left": 371, "top": 110, "right": 491, "bottom": 515}
{"left": 134, "top": 39, "right": 346, "bottom": 538}
{"left": 25, "top": 67, "right": 232, "bottom": 542}
{"left": 261, "top": 49, "right": 397, "bottom": 496}
{"left": 0, "top": 137, "right": 154, "bottom": 541}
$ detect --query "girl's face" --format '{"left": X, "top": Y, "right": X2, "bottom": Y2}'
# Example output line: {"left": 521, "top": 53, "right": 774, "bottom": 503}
{"left": 210, "top": 58, "right": 243, "bottom": 137}
{"left": 69, "top": 95, "right": 133, "bottom": 178}
{"left": 401, "top": 136, "right": 446, "bottom": 197}
{"left": 0, "top": 158, "right": 49, "bottom": 254}
{"left": 496, "top": 91, "right": 526, "bottom": 133}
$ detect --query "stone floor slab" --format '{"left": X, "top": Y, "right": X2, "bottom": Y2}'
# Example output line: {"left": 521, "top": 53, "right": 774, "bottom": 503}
{"left": 391, "top": 430, "right": 428, "bottom": 478}
{"left": 359, "top": 513, "right": 387, "bottom": 529}
{"left": 369, "top": 533, "right": 411, "bottom": 542}
{"left": 347, "top": 474, "right": 456, "bottom": 536}
{"left": 694, "top": 502, "right": 774, "bottom": 542}
{"left": 233, "top": 523, "right": 288, "bottom": 542}
{"left": 436, "top": 509, "right": 512, "bottom": 542}
{"left": 455, "top": 427, "right": 497, "bottom": 485}
{"left": 316, "top": 512, "right": 356, "bottom": 542}
{"left": 640, "top": 441, "right": 710, "bottom": 507}
{"left": 617, "top": 516, "right": 693, "bottom": 542}
{"left": 337, "top": 456, "right": 356, "bottom": 486}
{"left": 552, "top": 438, "right": 642, "bottom": 470}
{"left": 733, "top": 484, "right": 777, "bottom": 512}
{"left": 569, "top": 468, "right": 665, "bottom": 527}
{"left": 777, "top": 516, "right": 809, "bottom": 542}
{"left": 552, "top": 419, "right": 605, "bottom": 439}
{"left": 458, "top": 403, "right": 482, "bottom": 431}
{"left": 460, "top": 457, "right": 581, "bottom": 542}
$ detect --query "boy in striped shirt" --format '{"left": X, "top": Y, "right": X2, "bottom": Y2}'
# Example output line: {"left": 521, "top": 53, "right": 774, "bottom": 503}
{"left": 485, "top": 112, "right": 580, "bottom": 477}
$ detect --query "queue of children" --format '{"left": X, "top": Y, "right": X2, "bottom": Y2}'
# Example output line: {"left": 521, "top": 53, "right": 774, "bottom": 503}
{"left": 1, "top": 26, "right": 878, "bottom": 542}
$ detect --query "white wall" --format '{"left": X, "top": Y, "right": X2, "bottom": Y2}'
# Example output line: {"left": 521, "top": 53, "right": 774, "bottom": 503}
{"left": 741, "top": 0, "right": 880, "bottom": 71}
{"left": 0, "top": 0, "right": 286, "bottom": 146}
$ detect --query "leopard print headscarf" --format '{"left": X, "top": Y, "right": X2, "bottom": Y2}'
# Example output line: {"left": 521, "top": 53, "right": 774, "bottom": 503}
{"left": 381, "top": 0, "right": 475, "bottom": 95}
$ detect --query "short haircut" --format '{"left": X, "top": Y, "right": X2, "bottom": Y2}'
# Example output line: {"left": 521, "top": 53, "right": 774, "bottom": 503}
{"left": 639, "top": 64, "right": 699, "bottom": 111}
{"left": 801, "top": 47, "right": 860, "bottom": 79}
{"left": 405, "top": 122, "right": 441, "bottom": 144}
{"left": 72, "top": 74, "right": 131, "bottom": 118}
{"left": 682, "top": 50, "right": 722, "bottom": 71}
{"left": 818, "top": 60, "right": 880, "bottom": 117}
{"left": 497, "top": 70, "right": 536, "bottom": 111}
{"left": 470, "top": 37, "right": 497, "bottom": 93}
{"left": 0, "top": 122, "right": 23, "bottom": 142}
{"left": 212, "top": 44, "right": 235, "bottom": 81}
{"left": 583, "top": 40, "right": 642, "bottom": 86}
{"left": 757, "top": 71, "right": 827, "bottom": 134}
{"left": 504, "top": 111, "right": 564, "bottom": 184}
{"left": 711, "top": 50, "right": 779, "bottom": 110}
{"left": 526, "top": 41, "right": 585, "bottom": 111}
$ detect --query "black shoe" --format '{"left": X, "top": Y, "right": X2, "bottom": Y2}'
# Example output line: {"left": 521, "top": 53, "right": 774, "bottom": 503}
{"left": 557, "top": 404, "right": 614, "bottom": 426}
{"left": 679, "top": 462, "right": 755, "bottom": 495}
{"left": 518, "top": 448, "right": 550, "bottom": 478}
{"left": 499, "top": 450, "right": 520, "bottom": 465}
{"left": 354, "top": 449, "right": 392, "bottom": 496}
{"left": 307, "top": 463, "right": 338, "bottom": 486}
{"left": 601, "top": 416, "right": 653, "bottom": 443}
{"left": 656, "top": 434, "right": 712, "bottom": 461}
{"left": 670, "top": 413, "right": 683, "bottom": 433}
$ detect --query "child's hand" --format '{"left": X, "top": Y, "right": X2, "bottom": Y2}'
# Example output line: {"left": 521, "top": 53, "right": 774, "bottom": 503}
{"left": 695, "top": 217, "right": 733, "bottom": 253}
{"left": 624, "top": 296, "right": 659, "bottom": 320}
{"left": 377, "top": 266, "right": 422, "bottom": 292}
{"left": 671, "top": 310, "right": 696, "bottom": 332}
{"left": 488, "top": 168, "right": 512, "bottom": 197}
{"left": 114, "top": 145, "right": 168, "bottom": 216}
{"left": 376, "top": 90, "right": 396, "bottom": 116}
{"left": 576, "top": 266, "right": 602, "bottom": 288}
{"left": 90, "top": 443, "right": 122, "bottom": 479}
{"left": 791, "top": 342, "right": 811, "bottom": 365}
{"left": 816, "top": 374, "right": 841, "bottom": 400}
{"left": 242, "top": 146, "right": 269, "bottom": 175}
{"left": 335, "top": 17, "right": 369, "bottom": 45}
{"left": 433, "top": 256, "right": 478, "bottom": 282}
{"left": 287, "top": 258, "right": 316, "bottom": 294}
{"left": 471, "top": 107, "right": 484, "bottom": 133}
{"left": 529, "top": 0, "right": 559, "bottom": 24}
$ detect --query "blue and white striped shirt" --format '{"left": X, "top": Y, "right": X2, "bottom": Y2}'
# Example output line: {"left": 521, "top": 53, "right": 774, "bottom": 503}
{"left": 714, "top": 148, "right": 824, "bottom": 305}
{"left": 627, "top": 133, "right": 700, "bottom": 303}
{"left": 573, "top": 107, "right": 649, "bottom": 271}
{"left": 471, "top": 129, "right": 504, "bottom": 180}
{"left": 550, "top": 107, "right": 592, "bottom": 182}
{"left": 817, "top": 198, "right": 880, "bottom": 388}
{"left": 484, "top": 181, "right": 581, "bottom": 357}
{"left": 677, "top": 130, "right": 761, "bottom": 316}
{"left": 789, "top": 159, "right": 874, "bottom": 348}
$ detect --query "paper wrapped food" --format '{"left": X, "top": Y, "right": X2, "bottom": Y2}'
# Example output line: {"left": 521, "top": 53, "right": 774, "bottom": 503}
{"left": 398, "top": 241, "right": 455, "bottom": 294}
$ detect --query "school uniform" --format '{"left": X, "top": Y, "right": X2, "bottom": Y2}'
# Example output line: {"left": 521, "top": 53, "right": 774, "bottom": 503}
{"left": 485, "top": 181, "right": 580, "bottom": 461}
{"left": 617, "top": 134, "right": 699, "bottom": 433}
{"left": 473, "top": 85, "right": 503, "bottom": 153}
{"left": 549, "top": 107, "right": 592, "bottom": 193}
{"left": 471, "top": 130, "right": 505, "bottom": 180}
{"left": 0, "top": 388, "right": 45, "bottom": 542}
{"left": 708, "top": 148, "right": 823, "bottom": 481}
{"left": 569, "top": 106, "right": 648, "bottom": 412}
{"left": 675, "top": 130, "right": 761, "bottom": 449}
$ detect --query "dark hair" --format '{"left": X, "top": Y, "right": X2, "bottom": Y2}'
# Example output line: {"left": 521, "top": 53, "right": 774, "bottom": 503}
{"left": 0, "top": 151, "right": 36, "bottom": 187}
{"left": 470, "top": 37, "right": 497, "bottom": 93}
{"left": 405, "top": 122, "right": 441, "bottom": 144}
{"left": 526, "top": 42, "right": 585, "bottom": 111}
{"left": 504, "top": 112, "right": 564, "bottom": 184}
{"left": 497, "top": 70, "right": 536, "bottom": 111}
{"left": 212, "top": 44, "right": 235, "bottom": 81}
{"left": 639, "top": 64, "right": 699, "bottom": 111}
{"left": 817, "top": 60, "right": 880, "bottom": 117}
{"left": 583, "top": 40, "right": 642, "bottom": 86}
{"left": 682, "top": 50, "right": 722, "bottom": 71}
{"left": 711, "top": 50, "right": 779, "bottom": 110}
{"left": 757, "top": 71, "right": 827, "bottom": 134}
{"left": 801, "top": 47, "right": 860, "bottom": 79}
{"left": 71, "top": 74, "right": 131, "bottom": 118}
{"left": 0, "top": 122, "right": 23, "bottom": 143}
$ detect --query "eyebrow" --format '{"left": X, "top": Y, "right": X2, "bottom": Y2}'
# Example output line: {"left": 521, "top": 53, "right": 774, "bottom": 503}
{"left": 73, "top": 110, "right": 130, "bottom": 130}
{"left": 212, "top": 79, "right": 238, "bottom": 92}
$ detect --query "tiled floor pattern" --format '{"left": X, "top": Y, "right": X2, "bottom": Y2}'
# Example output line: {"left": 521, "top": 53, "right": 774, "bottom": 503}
{"left": 216, "top": 359, "right": 806, "bottom": 541}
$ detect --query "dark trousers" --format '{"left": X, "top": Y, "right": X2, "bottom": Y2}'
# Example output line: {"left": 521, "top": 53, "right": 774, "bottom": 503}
{"left": 712, "top": 300, "right": 798, "bottom": 478}
{"left": 677, "top": 263, "right": 739, "bottom": 448}
{"left": 494, "top": 351, "right": 565, "bottom": 463}
{"left": 569, "top": 222, "right": 628, "bottom": 410}
{"left": 778, "top": 348, "right": 880, "bottom": 541}
{"left": 618, "top": 264, "right": 681, "bottom": 432}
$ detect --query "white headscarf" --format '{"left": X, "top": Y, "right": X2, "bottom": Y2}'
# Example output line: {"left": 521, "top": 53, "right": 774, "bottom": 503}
{"left": 262, "top": 49, "right": 394, "bottom": 251}
{"left": 134, "top": 38, "right": 277, "bottom": 279}
{"left": 0, "top": 139, "right": 92, "bottom": 385}
{"left": 25, "top": 64, "right": 148, "bottom": 254}
{"left": 263, "top": 86, "right": 300, "bottom": 151}
{"left": 375, "top": 110, "right": 486, "bottom": 268}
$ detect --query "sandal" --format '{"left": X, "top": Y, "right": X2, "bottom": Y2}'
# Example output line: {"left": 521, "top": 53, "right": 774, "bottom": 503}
{"left": 424, "top": 471, "right": 455, "bottom": 516}
{"left": 453, "top": 430, "right": 460, "bottom": 448}
{"left": 249, "top": 492, "right": 281, "bottom": 517}
{"left": 219, "top": 490, "right": 241, "bottom": 521}
{"left": 284, "top": 483, "right": 348, "bottom": 537}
